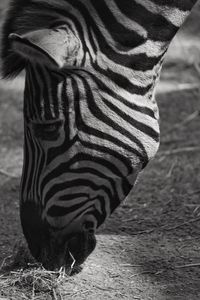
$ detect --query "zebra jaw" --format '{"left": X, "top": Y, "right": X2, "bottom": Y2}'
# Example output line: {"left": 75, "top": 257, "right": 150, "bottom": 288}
{"left": 8, "top": 25, "right": 81, "bottom": 69}
{"left": 20, "top": 200, "right": 97, "bottom": 272}
{"left": 36, "top": 231, "right": 97, "bottom": 274}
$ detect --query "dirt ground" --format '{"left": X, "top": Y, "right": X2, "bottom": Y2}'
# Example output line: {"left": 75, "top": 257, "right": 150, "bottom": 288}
{"left": 0, "top": 1, "right": 200, "bottom": 299}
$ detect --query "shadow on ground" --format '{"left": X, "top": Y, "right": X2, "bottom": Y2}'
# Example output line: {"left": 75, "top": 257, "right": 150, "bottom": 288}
{"left": 0, "top": 1, "right": 200, "bottom": 299}
{"left": 0, "top": 50, "right": 200, "bottom": 300}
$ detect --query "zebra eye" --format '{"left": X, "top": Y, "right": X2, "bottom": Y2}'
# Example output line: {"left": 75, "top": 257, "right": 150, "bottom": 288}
{"left": 31, "top": 120, "right": 63, "bottom": 140}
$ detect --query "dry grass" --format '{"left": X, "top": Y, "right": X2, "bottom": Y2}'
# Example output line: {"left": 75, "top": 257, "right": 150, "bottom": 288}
{"left": 0, "top": 243, "right": 73, "bottom": 300}
{"left": 0, "top": 2, "right": 200, "bottom": 300}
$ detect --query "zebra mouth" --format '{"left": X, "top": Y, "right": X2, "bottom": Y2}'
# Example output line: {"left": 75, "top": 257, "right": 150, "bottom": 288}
{"left": 39, "top": 231, "right": 96, "bottom": 273}
{"left": 67, "top": 231, "right": 97, "bottom": 263}
{"left": 20, "top": 200, "right": 96, "bottom": 272}
{"left": 62, "top": 250, "right": 82, "bottom": 276}
{"left": 68, "top": 250, "right": 76, "bottom": 270}
{"left": 40, "top": 246, "right": 80, "bottom": 274}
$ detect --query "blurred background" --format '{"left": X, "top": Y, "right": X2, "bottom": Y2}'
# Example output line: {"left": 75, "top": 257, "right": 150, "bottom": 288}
{"left": 0, "top": 1, "right": 199, "bottom": 299}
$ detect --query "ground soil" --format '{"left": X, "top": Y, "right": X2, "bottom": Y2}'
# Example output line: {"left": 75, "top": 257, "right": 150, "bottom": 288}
{"left": 0, "top": 1, "right": 200, "bottom": 299}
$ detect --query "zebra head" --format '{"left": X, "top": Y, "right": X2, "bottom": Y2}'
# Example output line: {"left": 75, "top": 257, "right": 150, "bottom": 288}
{"left": 7, "top": 27, "right": 101, "bottom": 272}
{"left": 6, "top": 22, "right": 141, "bottom": 272}
{"left": 1, "top": 0, "right": 171, "bottom": 272}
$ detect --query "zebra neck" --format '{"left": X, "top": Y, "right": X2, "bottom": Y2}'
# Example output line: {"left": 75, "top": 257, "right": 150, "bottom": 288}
{"left": 131, "top": 0, "right": 197, "bottom": 34}
{"left": 113, "top": 0, "right": 197, "bottom": 52}
{"left": 115, "top": 0, "right": 198, "bottom": 98}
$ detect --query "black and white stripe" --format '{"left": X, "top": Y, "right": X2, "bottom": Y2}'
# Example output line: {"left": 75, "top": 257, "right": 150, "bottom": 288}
{"left": 1, "top": 0, "right": 197, "bottom": 269}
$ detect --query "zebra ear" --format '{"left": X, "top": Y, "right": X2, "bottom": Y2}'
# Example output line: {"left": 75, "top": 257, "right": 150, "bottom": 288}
{"left": 8, "top": 26, "right": 80, "bottom": 69}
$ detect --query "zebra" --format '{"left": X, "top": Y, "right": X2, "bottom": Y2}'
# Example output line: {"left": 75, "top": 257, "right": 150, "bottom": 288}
{"left": 1, "top": 0, "right": 198, "bottom": 272}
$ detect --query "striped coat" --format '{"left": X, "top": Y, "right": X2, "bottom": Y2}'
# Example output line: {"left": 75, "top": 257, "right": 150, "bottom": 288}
{"left": 1, "top": 0, "right": 198, "bottom": 272}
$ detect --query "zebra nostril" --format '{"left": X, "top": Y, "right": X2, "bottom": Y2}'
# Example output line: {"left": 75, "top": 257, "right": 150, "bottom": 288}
{"left": 83, "top": 221, "right": 95, "bottom": 233}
